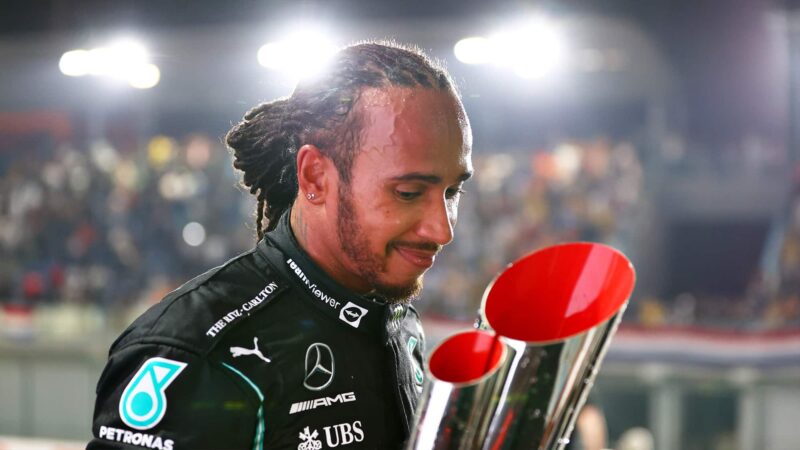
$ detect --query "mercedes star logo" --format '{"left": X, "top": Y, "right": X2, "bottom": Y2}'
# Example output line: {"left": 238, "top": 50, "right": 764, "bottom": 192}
{"left": 303, "top": 342, "right": 334, "bottom": 391}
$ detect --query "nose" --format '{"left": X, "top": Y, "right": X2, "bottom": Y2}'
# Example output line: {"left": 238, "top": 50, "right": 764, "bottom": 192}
{"left": 417, "top": 197, "right": 455, "bottom": 246}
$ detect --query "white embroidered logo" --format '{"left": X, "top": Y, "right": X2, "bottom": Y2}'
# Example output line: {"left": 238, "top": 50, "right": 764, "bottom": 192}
{"left": 230, "top": 337, "right": 271, "bottom": 363}
{"left": 298, "top": 426, "right": 322, "bottom": 450}
{"left": 338, "top": 302, "right": 368, "bottom": 328}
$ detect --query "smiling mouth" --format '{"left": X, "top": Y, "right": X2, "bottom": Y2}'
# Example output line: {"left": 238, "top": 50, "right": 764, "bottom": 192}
{"left": 394, "top": 245, "right": 437, "bottom": 269}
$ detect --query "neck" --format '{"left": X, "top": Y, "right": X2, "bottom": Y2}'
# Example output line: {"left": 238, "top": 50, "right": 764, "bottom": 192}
{"left": 289, "top": 205, "right": 311, "bottom": 251}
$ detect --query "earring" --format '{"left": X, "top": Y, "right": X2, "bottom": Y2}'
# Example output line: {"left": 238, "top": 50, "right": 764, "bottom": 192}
{"left": 306, "top": 193, "right": 316, "bottom": 200}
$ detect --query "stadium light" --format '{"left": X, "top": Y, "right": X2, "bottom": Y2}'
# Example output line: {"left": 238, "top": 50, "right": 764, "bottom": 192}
{"left": 59, "top": 38, "right": 161, "bottom": 89}
{"left": 453, "top": 37, "right": 493, "bottom": 65}
{"left": 128, "top": 63, "right": 161, "bottom": 89}
{"left": 257, "top": 28, "right": 337, "bottom": 80}
{"left": 59, "top": 49, "right": 91, "bottom": 76}
{"left": 88, "top": 40, "right": 148, "bottom": 78}
{"left": 454, "top": 15, "right": 567, "bottom": 80}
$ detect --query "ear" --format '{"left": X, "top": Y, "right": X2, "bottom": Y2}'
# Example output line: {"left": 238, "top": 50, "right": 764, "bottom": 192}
{"left": 296, "top": 144, "right": 331, "bottom": 204}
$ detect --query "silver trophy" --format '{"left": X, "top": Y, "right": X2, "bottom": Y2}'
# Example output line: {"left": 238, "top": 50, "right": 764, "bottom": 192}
{"left": 408, "top": 242, "right": 635, "bottom": 450}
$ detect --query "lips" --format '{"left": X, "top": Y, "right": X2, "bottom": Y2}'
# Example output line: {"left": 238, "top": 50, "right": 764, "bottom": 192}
{"left": 394, "top": 245, "right": 437, "bottom": 269}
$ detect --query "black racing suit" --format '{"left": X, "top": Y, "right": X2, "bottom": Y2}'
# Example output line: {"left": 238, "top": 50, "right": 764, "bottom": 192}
{"left": 88, "top": 212, "right": 426, "bottom": 450}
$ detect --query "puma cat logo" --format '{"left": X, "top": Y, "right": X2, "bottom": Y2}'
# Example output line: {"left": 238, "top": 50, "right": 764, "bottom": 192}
{"left": 230, "top": 337, "right": 271, "bottom": 363}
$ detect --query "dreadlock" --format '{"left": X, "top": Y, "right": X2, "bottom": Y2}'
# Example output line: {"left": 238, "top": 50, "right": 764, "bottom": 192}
{"left": 226, "top": 40, "right": 458, "bottom": 240}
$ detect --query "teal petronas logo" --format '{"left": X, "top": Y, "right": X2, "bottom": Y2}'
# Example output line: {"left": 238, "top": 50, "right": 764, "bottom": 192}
{"left": 119, "top": 357, "right": 187, "bottom": 430}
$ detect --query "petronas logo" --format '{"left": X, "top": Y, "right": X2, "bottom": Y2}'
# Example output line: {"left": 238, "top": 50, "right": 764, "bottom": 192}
{"left": 119, "top": 357, "right": 187, "bottom": 430}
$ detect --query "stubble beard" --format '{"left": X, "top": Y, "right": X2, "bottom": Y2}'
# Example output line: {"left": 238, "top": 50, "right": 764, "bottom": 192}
{"left": 336, "top": 183, "right": 422, "bottom": 304}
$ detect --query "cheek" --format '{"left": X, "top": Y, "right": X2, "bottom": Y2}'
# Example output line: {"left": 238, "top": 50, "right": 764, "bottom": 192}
{"left": 350, "top": 194, "right": 401, "bottom": 249}
{"left": 363, "top": 202, "right": 424, "bottom": 252}
{"left": 347, "top": 180, "right": 426, "bottom": 245}
{"left": 374, "top": 204, "right": 415, "bottom": 242}
{"left": 447, "top": 199, "right": 459, "bottom": 226}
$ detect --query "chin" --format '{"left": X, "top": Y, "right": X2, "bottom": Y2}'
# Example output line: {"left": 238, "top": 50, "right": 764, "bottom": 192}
{"left": 374, "top": 276, "right": 423, "bottom": 304}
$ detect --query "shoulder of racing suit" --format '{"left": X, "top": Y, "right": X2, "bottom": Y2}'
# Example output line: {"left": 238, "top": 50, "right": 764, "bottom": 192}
{"left": 89, "top": 242, "right": 296, "bottom": 450}
{"left": 109, "top": 243, "right": 290, "bottom": 359}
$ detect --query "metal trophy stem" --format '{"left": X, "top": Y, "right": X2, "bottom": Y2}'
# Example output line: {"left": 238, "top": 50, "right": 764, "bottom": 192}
{"left": 408, "top": 242, "right": 635, "bottom": 450}
{"left": 411, "top": 330, "right": 509, "bottom": 449}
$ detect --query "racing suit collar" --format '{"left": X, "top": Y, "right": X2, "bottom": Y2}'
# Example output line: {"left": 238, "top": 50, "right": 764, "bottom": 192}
{"left": 263, "top": 210, "right": 404, "bottom": 336}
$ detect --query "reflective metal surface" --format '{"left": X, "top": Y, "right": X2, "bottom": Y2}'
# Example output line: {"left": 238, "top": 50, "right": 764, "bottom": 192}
{"left": 407, "top": 243, "right": 635, "bottom": 450}
{"left": 411, "top": 329, "right": 509, "bottom": 449}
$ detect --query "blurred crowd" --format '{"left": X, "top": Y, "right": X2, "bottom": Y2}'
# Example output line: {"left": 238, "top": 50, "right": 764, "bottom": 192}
{"left": 0, "top": 133, "right": 255, "bottom": 315}
{"left": 1, "top": 129, "right": 798, "bottom": 337}
{"left": 772, "top": 182, "right": 800, "bottom": 326}
{"left": 633, "top": 176, "right": 800, "bottom": 331}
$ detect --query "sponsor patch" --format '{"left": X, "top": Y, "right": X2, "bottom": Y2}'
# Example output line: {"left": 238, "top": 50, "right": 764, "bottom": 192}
{"left": 338, "top": 302, "right": 368, "bottom": 328}
{"left": 304, "top": 342, "right": 335, "bottom": 391}
{"left": 287, "top": 258, "right": 342, "bottom": 310}
{"left": 323, "top": 421, "right": 365, "bottom": 447}
{"left": 119, "top": 357, "right": 186, "bottom": 430}
{"left": 206, "top": 282, "right": 280, "bottom": 338}
{"left": 298, "top": 426, "right": 322, "bottom": 450}
{"left": 230, "top": 337, "right": 271, "bottom": 363}
{"left": 289, "top": 392, "right": 356, "bottom": 415}
{"left": 99, "top": 425, "right": 174, "bottom": 450}
{"left": 298, "top": 421, "right": 365, "bottom": 449}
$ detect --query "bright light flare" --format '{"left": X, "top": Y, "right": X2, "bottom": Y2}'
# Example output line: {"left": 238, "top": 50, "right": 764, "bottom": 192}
{"left": 454, "top": 37, "right": 492, "bottom": 65}
{"left": 182, "top": 222, "right": 206, "bottom": 247}
{"left": 128, "top": 63, "right": 161, "bottom": 89}
{"left": 59, "top": 49, "right": 91, "bottom": 76}
{"left": 493, "top": 18, "right": 566, "bottom": 79}
{"left": 257, "top": 42, "right": 290, "bottom": 70}
{"left": 257, "top": 29, "right": 337, "bottom": 79}
{"left": 59, "top": 38, "right": 160, "bottom": 89}
{"left": 454, "top": 16, "right": 567, "bottom": 80}
{"left": 89, "top": 40, "right": 149, "bottom": 78}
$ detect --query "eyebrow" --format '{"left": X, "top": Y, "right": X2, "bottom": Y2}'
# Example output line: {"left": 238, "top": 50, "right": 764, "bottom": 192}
{"left": 391, "top": 171, "right": 473, "bottom": 184}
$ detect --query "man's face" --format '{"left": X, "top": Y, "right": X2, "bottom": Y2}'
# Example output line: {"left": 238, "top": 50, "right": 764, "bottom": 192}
{"left": 332, "top": 86, "right": 473, "bottom": 302}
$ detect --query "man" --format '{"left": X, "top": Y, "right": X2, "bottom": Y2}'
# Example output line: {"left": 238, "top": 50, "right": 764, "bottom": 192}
{"left": 88, "top": 41, "right": 473, "bottom": 450}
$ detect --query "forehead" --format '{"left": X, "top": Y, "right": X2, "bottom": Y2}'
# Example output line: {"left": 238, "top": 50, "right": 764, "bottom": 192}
{"left": 353, "top": 86, "right": 472, "bottom": 179}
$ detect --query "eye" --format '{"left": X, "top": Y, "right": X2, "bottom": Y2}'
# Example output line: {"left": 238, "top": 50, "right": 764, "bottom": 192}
{"left": 396, "top": 189, "right": 422, "bottom": 201}
{"left": 445, "top": 186, "right": 466, "bottom": 200}
{"left": 394, "top": 182, "right": 426, "bottom": 201}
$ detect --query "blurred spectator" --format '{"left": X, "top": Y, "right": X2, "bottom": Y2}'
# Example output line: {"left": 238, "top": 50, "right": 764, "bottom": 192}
{"left": 637, "top": 297, "right": 667, "bottom": 328}
{"left": 567, "top": 403, "right": 608, "bottom": 450}
{"left": 615, "top": 427, "right": 654, "bottom": 450}
{"left": 670, "top": 292, "right": 696, "bottom": 325}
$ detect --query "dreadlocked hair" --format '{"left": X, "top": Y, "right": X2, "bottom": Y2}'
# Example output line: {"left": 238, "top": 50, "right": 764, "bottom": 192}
{"left": 226, "top": 40, "right": 459, "bottom": 240}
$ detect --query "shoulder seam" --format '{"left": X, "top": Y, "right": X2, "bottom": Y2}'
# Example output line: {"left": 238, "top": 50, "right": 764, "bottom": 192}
{"left": 113, "top": 337, "right": 203, "bottom": 357}
{"left": 141, "top": 247, "right": 262, "bottom": 340}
